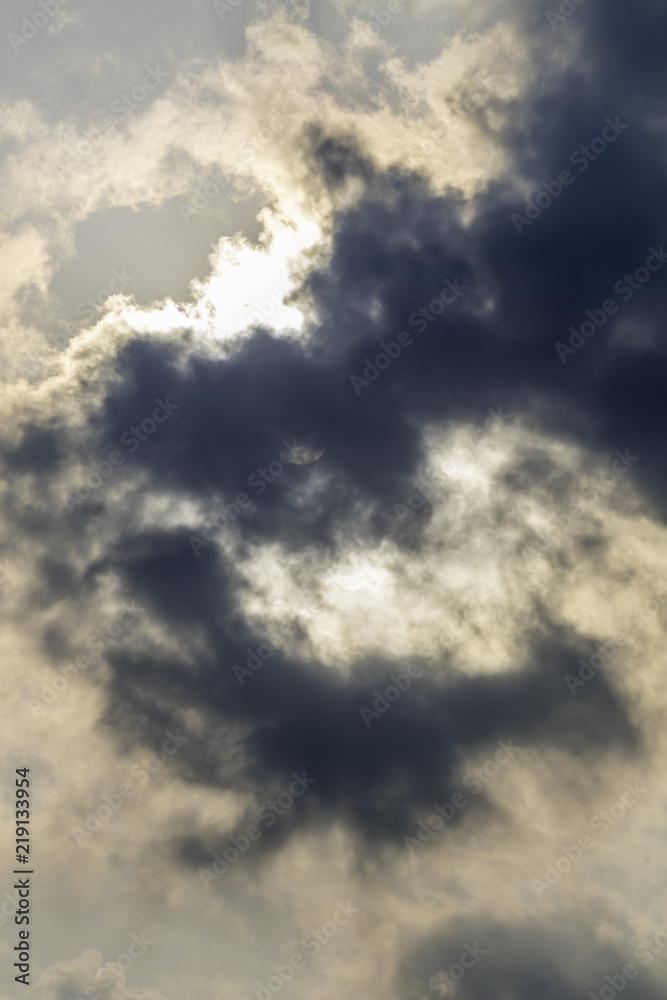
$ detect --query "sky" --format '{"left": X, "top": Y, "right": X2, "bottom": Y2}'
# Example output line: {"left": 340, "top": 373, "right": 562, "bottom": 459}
{"left": 1, "top": 1, "right": 667, "bottom": 999}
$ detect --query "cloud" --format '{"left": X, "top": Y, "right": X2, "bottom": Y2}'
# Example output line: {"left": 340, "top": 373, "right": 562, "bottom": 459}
{"left": 2, "top": 1, "right": 667, "bottom": 998}
{"left": 34, "top": 949, "right": 167, "bottom": 1000}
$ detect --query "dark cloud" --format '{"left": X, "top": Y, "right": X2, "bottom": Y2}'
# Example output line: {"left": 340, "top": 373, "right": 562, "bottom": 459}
{"left": 400, "top": 914, "right": 667, "bottom": 1000}
{"left": 89, "top": 591, "right": 639, "bottom": 870}
{"left": 4, "top": 0, "right": 664, "bottom": 842}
